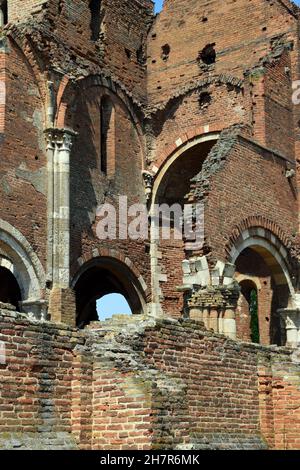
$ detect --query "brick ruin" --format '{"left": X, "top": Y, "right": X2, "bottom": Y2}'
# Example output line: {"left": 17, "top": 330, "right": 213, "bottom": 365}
{"left": 1, "top": 0, "right": 300, "bottom": 450}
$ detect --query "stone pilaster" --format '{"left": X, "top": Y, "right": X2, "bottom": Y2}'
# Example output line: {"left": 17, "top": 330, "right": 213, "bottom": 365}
{"left": 44, "top": 128, "right": 77, "bottom": 325}
{"left": 279, "top": 309, "right": 300, "bottom": 348}
{"left": 0, "top": 1, "right": 5, "bottom": 28}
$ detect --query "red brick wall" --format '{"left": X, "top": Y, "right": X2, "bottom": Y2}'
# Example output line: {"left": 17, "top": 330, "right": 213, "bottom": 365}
{"left": 204, "top": 138, "right": 297, "bottom": 264}
{"left": 260, "top": 52, "right": 294, "bottom": 159}
{"left": 1, "top": 311, "right": 300, "bottom": 449}
{"left": 65, "top": 83, "right": 151, "bottom": 290}
{"left": 147, "top": 0, "right": 298, "bottom": 105}
{"left": 0, "top": 38, "right": 47, "bottom": 267}
{"left": 258, "top": 356, "right": 300, "bottom": 449}
{"left": 150, "top": 83, "right": 246, "bottom": 168}
{"left": 14, "top": 0, "right": 153, "bottom": 102}
{"left": 8, "top": 0, "right": 48, "bottom": 22}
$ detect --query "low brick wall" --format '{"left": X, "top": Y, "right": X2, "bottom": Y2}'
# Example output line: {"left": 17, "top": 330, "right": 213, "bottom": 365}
{"left": 0, "top": 309, "right": 299, "bottom": 450}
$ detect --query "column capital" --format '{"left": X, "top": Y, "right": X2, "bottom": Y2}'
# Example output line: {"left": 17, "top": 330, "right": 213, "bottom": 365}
{"left": 279, "top": 308, "right": 300, "bottom": 347}
{"left": 44, "top": 127, "right": 78, "bottom": 152}
{"left": 142, "top": 170, "right": 154, "bottom": 202}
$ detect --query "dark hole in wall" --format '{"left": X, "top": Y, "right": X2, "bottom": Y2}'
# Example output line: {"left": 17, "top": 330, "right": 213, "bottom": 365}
{"left": 198, "top": 43, "right": 216, "bottom": 66}
{"left": 125, "top": 48, "right": 132, "bottom": 59}
{"left": 136, "top": 45, "right": 146, "bottom": 65}
{"left": 0, "top": 266, "right": 22, "bottom": 310}
{"left": 89, "top": 0, "right": 102, "bottom": 41}
{"left": 58, "top": 0, "right": 63, "bottom": 14}
{"left": 161, "top": 44, "right": 171, "bottom": 62}
{"left": 199, "top": 91, "right": 212, "bottom": 109}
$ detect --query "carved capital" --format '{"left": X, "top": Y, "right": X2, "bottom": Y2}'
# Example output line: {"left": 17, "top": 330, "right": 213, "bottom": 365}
{"left": 142, "top": 171, "right": 154, "bottom": 202}
{"left": 279, "top": 308, "right": 300, "bottom": 347}
{"left": 44, "top": 128, "right": 78, "bottom": 153}
{"left": 279, "top": 309, "right": 300, "bottom": 329}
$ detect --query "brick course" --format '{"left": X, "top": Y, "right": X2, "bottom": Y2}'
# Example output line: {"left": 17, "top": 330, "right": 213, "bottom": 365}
{"left": 0, "top": 310, "right": 299, "bottom": 449}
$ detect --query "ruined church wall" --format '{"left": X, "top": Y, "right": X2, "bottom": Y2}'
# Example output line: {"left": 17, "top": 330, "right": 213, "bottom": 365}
{"left": 64, "top": 82, "right": 151, "bottom": 294}
{"left": 7, "top": 0, "right": 152, "bottom": 103}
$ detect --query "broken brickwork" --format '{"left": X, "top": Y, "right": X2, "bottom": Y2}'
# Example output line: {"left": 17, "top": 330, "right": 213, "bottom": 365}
{"left": 1, "top": 309, "right": 300, "bottom": 450}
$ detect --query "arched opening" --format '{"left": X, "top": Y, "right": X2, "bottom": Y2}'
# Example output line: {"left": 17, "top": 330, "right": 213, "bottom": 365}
{"left": 234, "top": 245, "right": 290, "bottom": 346}
{"left": 152, "top": 137, "right": 218, "bottom": 317}
{"left": 100, "top": 96, "right": 115, "bottom": 176}
{"left": 97, "top": 293, "right": 132, "bottom": 321}
{"left": 0, "top": 1, "right": 8, "bottom": 26}
{"left": 73, "top": 257, "right": 145, "bottom": 328}
{"left": 89, "top": 0, "right": 102, "bottom": 41}
{"left": 0, "top": 266, "right": 22, "bottom": 310}
{"left": 237, "top": 279, "right": 260, "bottom": 343}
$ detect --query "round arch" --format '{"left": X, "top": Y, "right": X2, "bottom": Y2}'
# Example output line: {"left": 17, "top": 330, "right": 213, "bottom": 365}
{"left": 71, "top": 256, "right": 147, "bottom": 327}
{"left": 151, "top": 132, "right": 220, "bottom": 208}
{"left": 55, "top": 75, "right": 145, "bottom": 152}
{"left": 0, "top": 220, "right": 45, "bottom": 302}
{"left": 229, "top": 230, "right": 294, "bottom": 297}
{"left": 149, "top": 133, "right": 219, "bottom": 317}
{"left": 229, "top": 227, "right": 294, "bottom": 345}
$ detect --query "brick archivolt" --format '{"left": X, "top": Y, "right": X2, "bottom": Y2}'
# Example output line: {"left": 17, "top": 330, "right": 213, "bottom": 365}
{"left": 72, "top": 248, "right": 149, "bottom": 298}
{"left": 0, "top": 219, "right": 46, "bottom": 316}
{"left": 227, "top": 224, "right": 294, "bottom": 297}
{"left": 225, "top": 217, "right": 291, "bottom": 257}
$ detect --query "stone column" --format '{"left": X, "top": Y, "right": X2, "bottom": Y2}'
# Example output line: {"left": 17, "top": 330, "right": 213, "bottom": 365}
{"left": 44, "top": 128, "right": 77, "bottom": 326}
{"left": 0, "top": 1, "right": 5, "bottom": 28}
{"left": 209, "top": 307, "right": 219, "bottom": 333}
{"left": 187, "top": 284, "right": 239, "bottom": 339}
{"left": 45, "top": 130, "right": 55, "bottom": 284}
{"left": 223, "top": 307, "right": 237, "bottom": 340}
{"left": 279, "top": 309, "right": 300, "bottom": 348}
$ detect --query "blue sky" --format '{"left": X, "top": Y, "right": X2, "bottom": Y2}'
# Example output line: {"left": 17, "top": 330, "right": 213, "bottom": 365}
{"left": 154, "top": 0, "right": 164, "bottom": 13}
{"left": 97, "top": 294, "right": 132, "bottom": 321}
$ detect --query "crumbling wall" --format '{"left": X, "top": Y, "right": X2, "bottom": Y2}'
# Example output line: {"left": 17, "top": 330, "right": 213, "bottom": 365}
{"left": 188, "top": 129, "right": 298, "bottom": 265}
{"left": 147, "top": 0, "right": 299, "bottom": 106}
{"left": 1, "top": 308, "right": 300, "bottom": 450}
{"left": 7, "top": 0, "right": 153, "bottom": 103}
{"left": 148, "top": 81, "right": 246, "bottom": 168}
